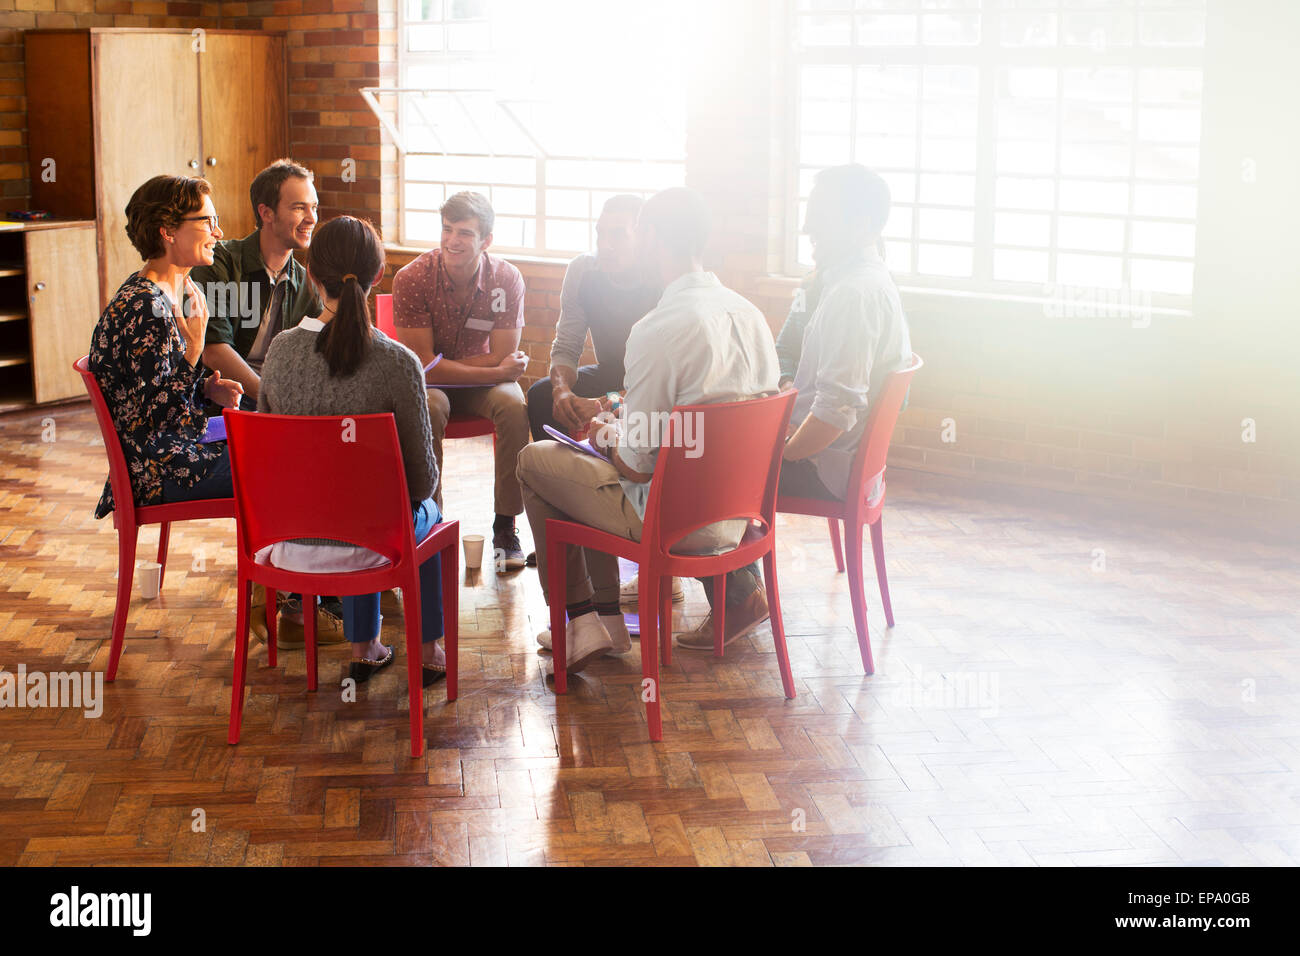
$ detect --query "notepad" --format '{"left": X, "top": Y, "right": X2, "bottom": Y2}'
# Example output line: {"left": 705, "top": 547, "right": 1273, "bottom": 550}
{"left": 543, "top": 424, "right": 608, "bottom": 461}
{"left": 200, "top": 416, "right": 226, "bottom": 444}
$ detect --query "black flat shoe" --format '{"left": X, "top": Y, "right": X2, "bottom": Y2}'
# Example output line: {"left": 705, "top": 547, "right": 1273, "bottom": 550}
{"left": 347, "top": 646, "right": 394, "bottom": 684}
{"left": 422, "top": 664, "right": 447, "bottom": 688}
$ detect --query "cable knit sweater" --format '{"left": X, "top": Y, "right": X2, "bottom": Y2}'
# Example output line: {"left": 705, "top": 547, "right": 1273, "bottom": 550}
{"left": 258, "top": 322, "right": 438, "bottom": 505}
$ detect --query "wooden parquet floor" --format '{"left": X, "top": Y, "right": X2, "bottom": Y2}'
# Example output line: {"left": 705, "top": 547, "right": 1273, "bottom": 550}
{"left": 1, "top": 403, "right": 1298, "bottom": 867}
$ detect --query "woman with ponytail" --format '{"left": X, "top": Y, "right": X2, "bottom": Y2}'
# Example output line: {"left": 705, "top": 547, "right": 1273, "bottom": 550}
{"left": 258, "top": 216, "right": 449, "bottom": 687}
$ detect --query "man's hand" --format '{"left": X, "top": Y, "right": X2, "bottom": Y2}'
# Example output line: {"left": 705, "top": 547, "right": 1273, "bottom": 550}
{"left": 552, "top": 386, "right": 604, "bottom": 431}
{"left": 204, "top": 373, "right": 244, "bottom": 409}
{"left": 496, "top": 350, "right": 529, "bottom": 383}
{"left": 779, "top": 377, "right": 796, "bottom": 393}
{"left": 588, "top": 411, "right": 622, "bottom": 455}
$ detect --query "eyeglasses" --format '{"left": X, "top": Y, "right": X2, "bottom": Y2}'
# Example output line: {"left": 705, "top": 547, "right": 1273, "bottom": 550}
{"left": 182, "top": 215, "right": 220, "bottom": 233}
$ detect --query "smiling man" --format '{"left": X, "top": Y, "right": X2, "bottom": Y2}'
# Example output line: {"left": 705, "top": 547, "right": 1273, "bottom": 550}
{"left": 391, "top": 191, "right": 530, "bottom": 569}
{"left": 193, "top": 159, "right": 323, "bottom": 405}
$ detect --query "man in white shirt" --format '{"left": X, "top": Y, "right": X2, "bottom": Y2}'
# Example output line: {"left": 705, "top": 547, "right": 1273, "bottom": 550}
{"left": 676, "top": 163, "right": 912, "bottom": 650}
{"left": 517, "top": 188, "right": 780, "bottom": 672}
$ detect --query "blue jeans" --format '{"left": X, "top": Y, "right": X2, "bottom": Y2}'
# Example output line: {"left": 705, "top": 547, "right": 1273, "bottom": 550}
{"left": 340, "top": 498, "right": 445, "bottom": 644}
{"left": 161, "top": 448, "right": 233, "bottom": 502}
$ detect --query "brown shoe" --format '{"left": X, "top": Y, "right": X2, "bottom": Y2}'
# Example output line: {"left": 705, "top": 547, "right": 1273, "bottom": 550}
{"left": 276, "top": 603, "right": 348, "bottom": 649}
{"left": 675, "top": 590, "right": 769, "bottom": 650}
{"left": 249, "top": 583, "right": 269, "bottom": 644}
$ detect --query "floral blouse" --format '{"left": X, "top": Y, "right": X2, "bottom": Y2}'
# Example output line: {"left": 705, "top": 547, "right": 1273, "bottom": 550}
{"left": 89, "top": 274, "right": 223, "bottom": 519}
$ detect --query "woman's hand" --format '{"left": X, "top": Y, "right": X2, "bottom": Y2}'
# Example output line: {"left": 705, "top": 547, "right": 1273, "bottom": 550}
{"left": 204, "top": 373, "right": 244, "bottom": 409}
{"left": 173, "top": 276, "right": 209, "bottom": 367}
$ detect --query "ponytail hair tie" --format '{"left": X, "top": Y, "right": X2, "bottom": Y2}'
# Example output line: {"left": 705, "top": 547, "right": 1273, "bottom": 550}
{"left": 342, "top": 273, "right": 358, "bottom": 282}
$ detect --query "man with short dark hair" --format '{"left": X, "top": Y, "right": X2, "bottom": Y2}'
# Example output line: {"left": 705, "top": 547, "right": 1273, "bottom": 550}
{"left": 517, "top": 187, "right": 780, "bottom": 671}
{"left": 191, "top": 158, "right": 328, "bottom": 648}
{"left": 193, "top": 159, "right": 322, "bottom": 405}
{"left": 675, "top": 163, "right": 912, "bottom": 650}
{"left": 392, "top": 190, "right": 531, "bottom": 568}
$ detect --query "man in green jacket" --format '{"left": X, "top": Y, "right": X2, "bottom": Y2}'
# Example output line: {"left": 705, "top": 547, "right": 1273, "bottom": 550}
{"left": 191, "top": 158, "right": 331, "bottom": 647}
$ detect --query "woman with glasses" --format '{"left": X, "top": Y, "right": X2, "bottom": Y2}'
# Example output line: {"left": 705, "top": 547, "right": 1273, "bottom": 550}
{"left": 88, "top": 175, "right": 244, "bottom": 520}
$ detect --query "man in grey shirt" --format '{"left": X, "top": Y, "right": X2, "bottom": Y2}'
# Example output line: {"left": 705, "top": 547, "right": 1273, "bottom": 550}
{"left": 677, "top": 163, "right": 912, "bottom": 649}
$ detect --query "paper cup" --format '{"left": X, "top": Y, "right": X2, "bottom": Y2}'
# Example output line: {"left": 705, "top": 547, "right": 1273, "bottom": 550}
{"left": 137, "top": 560, "right": 162, "bottom": 600}
{"left": 462, "top": 534, "right": 485, "bottom": 570}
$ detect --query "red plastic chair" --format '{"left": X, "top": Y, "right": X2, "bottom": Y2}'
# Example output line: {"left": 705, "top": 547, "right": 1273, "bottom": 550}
{"left": 777, "top": 354, "right": 922, "bottom": 675}
{"left": 222, "top": 410, "right": 460, "bottom": 758}
{"left": 547, "top": 391, "right": 797, "bottom": 741}
{"left": 375, "top": 292, "right": 494, "bottom": 442}
{"left": 75, "top": 355, "right": 235, "bottom": 682}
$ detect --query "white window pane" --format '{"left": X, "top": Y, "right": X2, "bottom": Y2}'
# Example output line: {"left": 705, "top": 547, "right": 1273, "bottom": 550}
{"left": 1133, "top": 183, "right": 1197, "bottom": 219}
{"left": 1060, "top": 144, "right": 1130, "bottom": 177}
{"left": 993, "top": 249, "right": 1049, "bottom": 283}
{"left": 921, "top": 102, "right": 978, "bottom": 138}
{"left": 1002, "top": 67, "right": 1057, "bottom": 103}
{"left": 799, "top": 13, "right": 853, "bottom": 46}
{"left": 1059, "top": 180, "right": 1129, "bottom": 215}
{"left": 803, "top": 100, "right": 851, "bottom": 133}
{"left": 994, "top": 212, "right": 1050, "bottom": 247}
{"left": 492, "top": 216, "right": 529, "bottom": 249}
{"left": 489, "top": 186, "right": 535, "bottom": 217}
{"left": 406, "top": 0, "right": 442, "bottom": 21}
{"left": 1131, "top": 221, "right": 1196, "bottom": 258}
{"left": 883, "top": 172, "right": 915, "bottom": 204}
{"left": 407, "top": 210, "right": 442, "bottom": 242}
{"left": 797, "top": 234, "right": 814, "bottom": 267}
{"left": 917, "top": 243, "right": 973, "bottom": 277}
{"left": 997, "top": 140, "right": 1056, "bottom": 175}
{"left": 406, "top": 24, "right": 445, "bottom": 51}
{"left": 856, "top": 134, "right": 918, "bottom": 168}
{"left": 546, "top": 219, "right": 589, "bottom": 253}
{"left": 1062, "top": 12, "right": 1134, "bottom": 49}
{"left": 1138, "top": 107, "right": 1202, "bottom": 143}
{"left": 404, "top": 182, "right": 444, "bottom": 211}
{"left": 922, "top": 12, "right": 980, "bottom": 45}
{"left": 856, "top": 14, "right": 918, "bottom": 45}
{"left": 545, "top": 189, "right": 589, "bottom": 219}
{"left": 802, "top": 134, "right": 853, "bottom": 167}
{"left": 1140, "top": 12, "right": 1205, "bottom": 47}
{"left": 1063, "top": 67, "right": 1133, "bottom": 105}
{"left": 923, "top": 65, "right": 979, "bottom": 100}
{"left": 1062, "top": 102, "right": 1133, "bottom": 144}
{"left": 882, "top": 207, "right": 912, "bottom": 240}
{"left": 1001, "top": 11, "right": 1056, "bottom": 47}
{"left": 918, "top": 208, "right": 974, "bottom": 242}
{"left": 922, "top": 138, "right": 977, "bottom": 171}
{"left": 1130, "top": 258, "right": 1194, "bottom": 295}
{"left": 1137, "top": 145, "right": 1199, "bottom": 180}
{"left": 919, "top": 173, "right": 975, "bottom": 206}
{"left": 447, "top": 21, "right": 490, "bottom": 51}
{"left": 803, "top": 64, "right": 852, "bottom": 99}
{"left": 1057, "top": 216, "right": 1125, "bottom": 253}
{"left": 1139, "top": 68, "right": 1202, "bottom": 105}
{"left": 1056, "top": 253, "right": 1123, "bottom": 289}
{"left": 857, "top": 101, "right": 918, "bottom": 136}
{"left": 857, "top": 65, "right": 919, "bottom": 102}
{"left": 996, "top": 176, "right": 1055, "bottom": 210}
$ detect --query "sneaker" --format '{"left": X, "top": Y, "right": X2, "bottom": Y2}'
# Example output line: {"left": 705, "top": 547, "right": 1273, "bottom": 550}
{"left": 493, "top": 528, "right": 526, "bottom": 571}
{"left": 619, "top": 576, "right": 685, "bottom": 608}
{"left": 276, "top": 599, "right": 348, "bottom": 649}
{"left": 536, "top": 613, "right": 630, "bottom": 655}
{"left": 536, "top": 612, "right": 614, "bottom": 672}
{"left": 675, "top": 590, "right": 770, "bottom": 650}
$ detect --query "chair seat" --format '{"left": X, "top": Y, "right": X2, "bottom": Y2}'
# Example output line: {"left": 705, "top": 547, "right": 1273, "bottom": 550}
{"left": 445, "top": 414, "right": 494, "bottom": 439}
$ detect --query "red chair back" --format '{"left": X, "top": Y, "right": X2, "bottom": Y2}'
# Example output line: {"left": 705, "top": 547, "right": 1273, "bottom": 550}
{"left": 642, "top": 391, "right": 796, "bottom": 557}
{"left": 222, "top": 410, "right": 417, "bottom": 567}
{"left": 75, "top": 354, "right": 137, "bottom": 526}
{"left": 375, "top": 293, "right": 396, "bottom": 338}
{"left": 847, "top": 353, "right": 924, "bottom": 512}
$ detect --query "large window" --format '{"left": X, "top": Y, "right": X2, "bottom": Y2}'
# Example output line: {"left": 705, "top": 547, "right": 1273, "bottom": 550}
{"left": 394, "top": 0, "right": 688, "bottom": 256}
{"left": 792, "top": 0, "right": 1206, "bottom": 302}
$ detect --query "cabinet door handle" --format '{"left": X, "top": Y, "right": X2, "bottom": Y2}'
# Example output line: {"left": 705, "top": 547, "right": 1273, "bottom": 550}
{"left": 206, "top": 157, "right": 217, "bottom": 167}
{"left": 34, "top": 282, "right": 46, "bottom": 292}
{"left": 189, "top": 159, "right": 199, "bottom": 170}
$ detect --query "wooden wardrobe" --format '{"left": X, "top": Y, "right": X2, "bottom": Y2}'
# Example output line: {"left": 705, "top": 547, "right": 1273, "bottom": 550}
{"left": 25, "top": 29, "right": 288, "bottom": 310}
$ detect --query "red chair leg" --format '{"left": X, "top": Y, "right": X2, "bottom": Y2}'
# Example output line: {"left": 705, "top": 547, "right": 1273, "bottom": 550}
{"left": 442, "top": 538, "right": 459, "bottom": 702}
{"left": 870, "top": 516, "right": 895, "bottom": 628}
{"left": 845, "top": 521, "right": 874, "bottom": 675}
{"left": 713, "top": 573, "right": 727, "bottom": 658}
{"left": 229, "top": 575, "right": 251, "bottom": 744}
{"left": 659, "top": 575, "right": 673, "bottom": 667}
{"left": 265, "top": 590, "right": 278, "bottom": 668}
{"left": 405, "top": 573, "right": 424, "bottom": 759}
{"left": 638, "top": 576, "right": 663, "bottom": 741}
{"left": 547, "top": 535, "right": 568, "bottom": 694}
{"left": 304, "top": 594, "right": 318, "bottom": 692}
{"left": 106, "top": 524, "right": 139, "bottom": 682}
{"left": 762, "top": 549, "right": 796, "bottom": 699}
{"left": 156, "top": 521, "right": 171, "bottom": 588}
{"left": 828, "top": 517, "right": 845, "bottom": 573}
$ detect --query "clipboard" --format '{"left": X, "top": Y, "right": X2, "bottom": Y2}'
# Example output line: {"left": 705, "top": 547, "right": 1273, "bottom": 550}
{"left": 543, "top": 424, "right": 609, "bottom": 461}
{"left": 201, "top": 416, "right": 227, "bottom": 444}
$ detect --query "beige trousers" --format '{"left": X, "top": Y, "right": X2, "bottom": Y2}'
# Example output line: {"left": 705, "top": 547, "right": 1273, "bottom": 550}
{"left": 427, "top": 383, "right": 528, "bottom": 515}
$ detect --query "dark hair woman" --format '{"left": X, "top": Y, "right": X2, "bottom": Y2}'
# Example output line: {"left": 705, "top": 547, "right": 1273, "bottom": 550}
{"left": 257, "top": 216, "right": 448, "bottom": 687}
{"left": 88, "top": 175, "right": 244, "bottom": 520}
